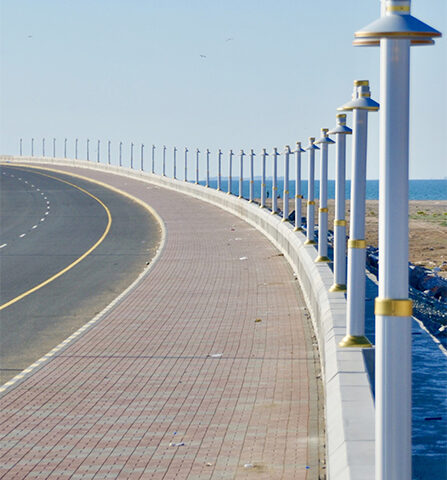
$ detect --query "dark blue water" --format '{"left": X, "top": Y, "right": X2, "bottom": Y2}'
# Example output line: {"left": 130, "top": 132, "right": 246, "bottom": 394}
{"left": 201, "top": 179, "right": 447, "bottom": 201}
{"left": 364, "top": 276, "right": 447, "bottom": 479}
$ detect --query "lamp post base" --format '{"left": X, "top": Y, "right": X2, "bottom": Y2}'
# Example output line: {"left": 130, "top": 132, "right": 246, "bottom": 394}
{"left": 315, "top": 256, "right": 331, "bottom": 263}
{"left": 329, "top": 283, "right": 347, "bottom": 292}
{"left": 293, "top": 226, "right": 303, "bottom": 232}
{"left": 339, "top": 335, "right": 373, "bottom": 348}
{"left": 304, "top": 239, "right": 316, "bottom": 245}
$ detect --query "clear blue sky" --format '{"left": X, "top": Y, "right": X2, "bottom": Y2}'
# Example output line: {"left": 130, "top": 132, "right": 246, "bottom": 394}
{"left": 1, "top": 0, "right": 445, "bottom": 179}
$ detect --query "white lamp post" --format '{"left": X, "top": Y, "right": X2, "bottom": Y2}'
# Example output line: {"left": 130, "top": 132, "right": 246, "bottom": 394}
{"left": 75, "top": 138, "right": 78, "bottom": 159}
{"left": 130, "top": 143, "right": 134, "bottom": 169}
{"left": 107, "top": 140, "right": 111, "bottom": 165}
{"left": 53, "top": 138, "right": 56, "bottom": 158}
{"left": 119, "top": 142, "right": 123, "bottom": 167}
{"left": 163, "top": 145, "right": 166, "bottom": 176}
{"left": 260, "top": 148, "right": 268, "bottom": 208}
{"left": 31, "top": 138, "right": 34, "bottom": 157}
{"left": 195, "top": 148, "right": 200, "bottom": 184}
{"left": 173, "top": 147, "right": 177, "bottom": 179}
{"left": 282, "top": 145, "right": 291, "bottom": 222}
{"left": 271, "top": 147, "right": 279, "bottom": 214}
{"left": 293, "top": 142, "right": 305, "bottom": 231}
{"left": 239, "top": 149, "right": 245, "bottom": 198}
{"left": 354, "top": 2, "right": 441, "bottom": 478}
{"left": 140, "top": 144, "right": 144, "bottom": 170}
{"left": 304, "top": 137, "right": 319, "bottom": 245}
{"left": 64, "top": 138, "right": 67, "bottom": 158}
{"left": 184, "top": 147, "right": 188, "bottom": 181}
{"left": 97, "top": 140, "right": 100, "bottom": 163}
{"left": 86, "top": 139, "right": 89, "bottom": 161}
{"left": 42, "top": 138, "right": 46, "bottom": 157}
{"left": 249, "top": 149, "right": 255, "bottom": 202}
{"left": 206, "top": 149, "right": 210, "bottom": 187}
{"left": 151, "top": 145, "right": 155, "bottom": 174}
{"left": 339, "top": 80, "right": 379, "bottom": 349}
{"left": 217, "top": 149, "right": 222, "bottom": 190}
{"left": 329, "top": 114, "right": 352, "bottom": 292}
{"left": 19, "top": 138, "right": 23, "bottom": 156}
{"left": 228, "top": 149, "right": 234, "bottom": 194}
{"left": 315, "top": 128, "right": 335, "bottom": 262}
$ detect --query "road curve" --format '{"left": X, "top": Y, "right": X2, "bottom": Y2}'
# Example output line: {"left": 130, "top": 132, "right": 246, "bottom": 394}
{"left": 0, "top": 165, "right": 161, "bottom": 383}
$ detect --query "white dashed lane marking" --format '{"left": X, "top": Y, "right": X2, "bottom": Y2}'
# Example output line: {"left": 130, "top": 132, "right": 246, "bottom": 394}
{"left": 1, "top": 170, "right": 51, "bottom": 247}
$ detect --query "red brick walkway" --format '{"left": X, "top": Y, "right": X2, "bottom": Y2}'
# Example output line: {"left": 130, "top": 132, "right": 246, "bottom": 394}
{"left": 0, "top": 166, "right": 321, "bottom": 479}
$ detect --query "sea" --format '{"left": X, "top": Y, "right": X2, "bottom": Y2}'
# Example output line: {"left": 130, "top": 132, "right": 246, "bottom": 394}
{"left": 202, "top": 178, "right": 447, "bottom": 200}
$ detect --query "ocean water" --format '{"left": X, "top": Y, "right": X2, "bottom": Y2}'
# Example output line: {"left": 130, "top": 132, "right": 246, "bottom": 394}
{"left": 201, "top": 178, "right": 447, "bottom": 201}
{"left": 364, "top": 276, "right": 447, "bottom": 479}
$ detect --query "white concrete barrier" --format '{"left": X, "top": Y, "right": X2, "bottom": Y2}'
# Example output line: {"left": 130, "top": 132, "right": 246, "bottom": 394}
{"left": 0, "top": 155, "right": 375, "bottom": 479}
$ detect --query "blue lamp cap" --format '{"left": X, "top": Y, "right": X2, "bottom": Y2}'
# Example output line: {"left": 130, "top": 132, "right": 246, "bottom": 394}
{"left": 306, "top": 137, "right": 320, "bottom": 151}
{"left": 315, "top": 128, "right": 335, "bottom": 145}
{"left": 295, "top": 142, "right": 305, "bottom": 153}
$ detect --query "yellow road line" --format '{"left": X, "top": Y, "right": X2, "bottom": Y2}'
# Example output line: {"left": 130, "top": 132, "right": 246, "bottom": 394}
{"left": 0, "top": 167, "right": 112, "bottom": 311}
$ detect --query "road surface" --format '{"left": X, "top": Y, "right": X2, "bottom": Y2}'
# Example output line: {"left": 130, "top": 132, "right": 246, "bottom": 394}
{"left": 0, "top": 164, "right": 161, "bottom": 383}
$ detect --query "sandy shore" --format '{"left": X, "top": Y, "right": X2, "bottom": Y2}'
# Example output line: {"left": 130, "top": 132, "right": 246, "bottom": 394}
{"left": 261, "top": 198, "right": 447, "bottom": 278}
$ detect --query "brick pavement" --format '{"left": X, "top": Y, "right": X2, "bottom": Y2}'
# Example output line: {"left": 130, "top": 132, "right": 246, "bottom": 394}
{"left": 0, "top": 166, "right": 322, "bottom": 479}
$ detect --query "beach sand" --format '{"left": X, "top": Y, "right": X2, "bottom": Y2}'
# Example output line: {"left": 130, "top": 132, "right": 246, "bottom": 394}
{"left": 262, "top": 198, "right": 447, "bottom": 278}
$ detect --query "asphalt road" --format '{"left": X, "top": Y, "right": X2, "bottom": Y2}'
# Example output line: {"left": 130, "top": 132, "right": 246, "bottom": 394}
{"left": 0, "top": 165, "right": 161, "bottom": 383}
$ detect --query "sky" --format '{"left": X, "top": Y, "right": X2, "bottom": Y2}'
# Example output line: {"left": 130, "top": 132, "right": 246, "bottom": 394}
{"left": 0, "top": 0, "right": 446, "bottom": 179}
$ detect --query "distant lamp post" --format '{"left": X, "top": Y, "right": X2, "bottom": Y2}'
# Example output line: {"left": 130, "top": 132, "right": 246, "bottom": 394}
{"left": 195, "top": 148, "right": 200, "bottom": 184}
{"left": 53, "top": 138, "right": 56, "bottom": 158}
{"left": 163, "top": 145, "right": 166, "bottom": 176}
{"left": 97, "top": 140, "right": 100, "bottom": 163}
{"left": 217, "top": 149, "right": 222, "bottom": 190}
{"left": 173, "top": 147, "right": 177, "bottom": 179}
{"left": 228, "top": 149, "right": 234, "bottom": 194}
{"left": 260, "top": 148, "right": 268, "bottom": 208}
{"left": 119, "top": 142, "right": 123, "bottom": 167}
{"left": 64, "top": 138, "right": 67, "bottom": 158}
{"left": 19, "top": 138, "right": 23, "bottom": 156}
{"left": 249, "top": 149, "right": 255, "bottom": 202}
{"left": 282, "top": 145, "right": 291, "bottom": 222}
{"left": 354, "top": 2, "right": 441, "bottom": 479}
{"left": 271, "top": 147, "right": 279, "bottom": 214}
{"left": 152, "top": 145, "right": 156, "bottom": 174}
{"left": 329, "top": 113, "right": 352, "bottom": 292}
{"left": 293, "top": 142, "right": 305, "bottom": 231}
{"left": 206, "top": 149, "right": 210, "bottom": 187}
{"left": 87, "top": 139, "right": 90, "bottom": 161}
{"left": 75, "top": 138, "right": 78, "bottom": 159}
{"left": 315, "top": 128, "right": 335, "bottom": 262}
{"left": 140, "top": 144, "right": 144, "bottom": 170}
{"left": 42, "top": 138, "right": 46, "bottom": 157}
{"left": 107, "top": 140, "right": 111, "bottom": 165}
{"left": 130, "top": 143, "right": 134, "bottom": 169}
{"left": 304, "top": 137, "right": 319, "bottom": 245}
{"left": 239, "top": 149, "right": 245, "bottom": 198}
{"left": 184, "top": 147, "right": 188, "bottom": 181}
{"left": 31, "top": 138, "right": 34, "bottom": 157}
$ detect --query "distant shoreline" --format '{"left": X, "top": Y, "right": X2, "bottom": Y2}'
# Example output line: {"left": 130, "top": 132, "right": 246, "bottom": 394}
{"left": 204, "top": 179, "right": 447, "bottom": 201}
